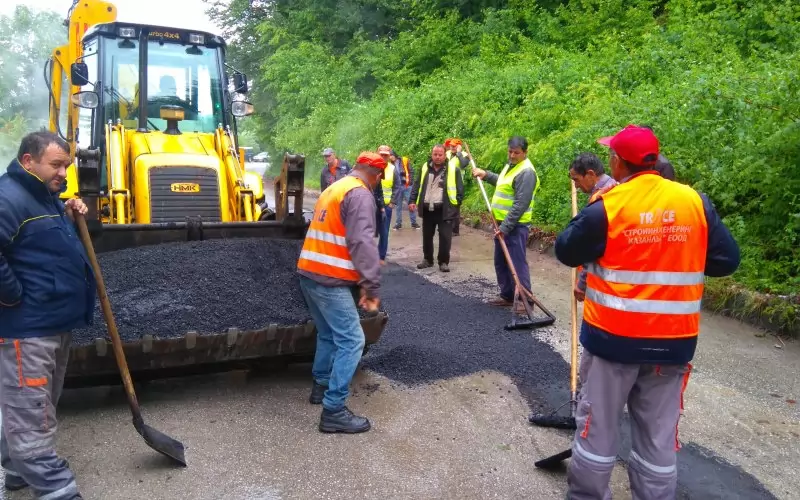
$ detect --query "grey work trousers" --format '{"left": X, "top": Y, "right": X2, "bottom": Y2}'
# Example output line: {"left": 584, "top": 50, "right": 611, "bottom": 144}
{"left": 0, "top": 333, "right": 79, "bottom": 500}
{"left": 567, "top": 351, "right": 691, "bottom": 500}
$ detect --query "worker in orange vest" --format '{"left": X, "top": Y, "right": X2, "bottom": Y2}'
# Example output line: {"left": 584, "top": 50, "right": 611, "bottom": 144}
{"left": 297, "top": 151, "right": 388, "bottom": 434}
{"left": 554, "top": 125, "right": 740, "bottom": 499}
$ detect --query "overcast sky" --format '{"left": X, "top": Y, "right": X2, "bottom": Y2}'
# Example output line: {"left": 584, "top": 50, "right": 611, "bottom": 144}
{"left": 0, "top": 0, "right": 225, "bottom": 35}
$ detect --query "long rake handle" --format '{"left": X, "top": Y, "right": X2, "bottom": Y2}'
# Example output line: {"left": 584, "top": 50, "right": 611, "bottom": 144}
{"left": 76, "top": 214, "right": 144, "bottom": 424}
{"left": 570, "top": 181, "right": 579, "bottom": 412}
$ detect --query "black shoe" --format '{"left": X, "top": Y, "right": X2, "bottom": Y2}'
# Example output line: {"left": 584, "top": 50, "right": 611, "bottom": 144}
{"left": 417, "top": 260, "right": 433, "bottom": 269}
{"left": 411, "top": 223, "right": 420, "bottom": 229}
{"left": 309, "top": 381, "right": 326, "bottom": 404}
{"left": 439, "top": 263, "right": 450, "bottom": 272}
{"left": 319, "top": 406, "right": 371, "bottom": 433}
{"left": 4, "top": 478, "right": 27, "bottom": 491}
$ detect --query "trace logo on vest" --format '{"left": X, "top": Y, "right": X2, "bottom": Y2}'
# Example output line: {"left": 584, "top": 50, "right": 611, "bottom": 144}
{"left": 584, "top": 174, "right": 708, "bottom": 341}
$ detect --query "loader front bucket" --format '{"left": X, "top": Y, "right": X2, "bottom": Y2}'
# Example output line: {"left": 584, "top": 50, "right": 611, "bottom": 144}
{"left": 65, "top": 217, "right": 390, "bottom": 388}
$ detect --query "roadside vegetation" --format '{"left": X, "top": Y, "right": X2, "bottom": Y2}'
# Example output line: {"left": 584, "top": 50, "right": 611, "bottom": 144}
{"left": 208, "top": 0, "right": 799, "bottom": 332}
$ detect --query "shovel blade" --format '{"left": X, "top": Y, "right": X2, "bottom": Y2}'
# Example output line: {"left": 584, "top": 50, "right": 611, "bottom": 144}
{"left": 528, "top": 414, "right": 577, "bottom": 430}
{"left": 134, "top": 420, "right": 187, "bottom": 467}
{"left": 534, "top": 448, "right": 572, "bottom": 469}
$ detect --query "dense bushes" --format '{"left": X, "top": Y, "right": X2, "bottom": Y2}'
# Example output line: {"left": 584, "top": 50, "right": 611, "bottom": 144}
{"left": 210, "top": 0, "right": 799, "bottom": 295}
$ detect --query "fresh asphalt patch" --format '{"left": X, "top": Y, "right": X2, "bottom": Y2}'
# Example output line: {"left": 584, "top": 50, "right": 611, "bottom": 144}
{"left": 365, "top": 264, "right": 777, "bottom": 500}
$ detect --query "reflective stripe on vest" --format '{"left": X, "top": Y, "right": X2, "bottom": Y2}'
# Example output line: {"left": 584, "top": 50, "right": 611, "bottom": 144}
{"left": 583, "top": 173, "right": 709, "bottom": 339}
{"left": 297, "top": 175, "right": 366, "bottom": 282}
{"left": 490, "top": 158, "right": 540, "bottom": 223}
{"left": 416, "top": 162, "right": 458, "bottom": 205}
{"left": 381, "top": 163, "right": 395, "bottom": 204}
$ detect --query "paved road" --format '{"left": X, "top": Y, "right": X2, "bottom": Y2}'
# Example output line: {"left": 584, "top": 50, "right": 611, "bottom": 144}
{"left": 3, "top": 217, "right": 798, "bottom": 500}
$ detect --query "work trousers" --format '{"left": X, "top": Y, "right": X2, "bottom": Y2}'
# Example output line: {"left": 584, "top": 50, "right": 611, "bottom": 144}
{"left": 421, "top": 206, "right": 452, "bottom": 265}
{"left": 494, "top": 224, "right": 531, "bottom": 300}
{"left": 394, "top": 186, "right": 418, "bottom": 228}
{"left": 377, "top": 206, "right": 392, "bottom": 260}
{"left": 0, "top": 334, "right": 79, "bottom": 500}
{"left": 452, "top": 206, "right": 461, "bottom": 235}
{"left": 567, "top": 351, "right": 691, "bottom": 500}
{"left": 300, "top": 276, "right": 366, "bottom": 412}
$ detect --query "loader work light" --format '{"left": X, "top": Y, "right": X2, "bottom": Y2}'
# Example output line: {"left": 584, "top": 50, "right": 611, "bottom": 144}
{"left": 189, "top": 33, "right": 205, "bottom": 45}
{"left": 118, "top": 27, "right": 136, "bottom": 38}
{"left": 231, "top": 100, "right": 254, "bottom": 117}
{"left": 71, "top": 91, "right": 99, "bottom": 109}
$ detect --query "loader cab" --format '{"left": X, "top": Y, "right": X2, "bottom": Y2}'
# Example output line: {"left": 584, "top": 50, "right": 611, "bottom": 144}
{"left": 71, "top": 22, "right": 251, "bottom": 190}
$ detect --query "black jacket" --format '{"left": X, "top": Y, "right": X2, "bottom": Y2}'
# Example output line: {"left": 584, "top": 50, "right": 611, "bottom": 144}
{"left": 409, "top": 159, "right": 464, "bottom": 220}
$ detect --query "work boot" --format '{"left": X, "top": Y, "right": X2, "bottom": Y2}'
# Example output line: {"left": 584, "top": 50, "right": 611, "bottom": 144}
{"left": 309, "top": 381, "right": 327, "bottom": 404}
{"left": 319, "top": 406, "right": 371, "bottom": 434}
{"left": 487, "top": 296, "right": 513, "bottom": 307}
{"left": 411, "top": 223, "right": 420, "bottom": 229}
{"left": 416, "top": 260, "right": 433, "bottom": 269}
{"left": 439, "top": 263, "right": 450, "bottom": 272}
{"left": 4, "top": 473, "right": 27, "bottom": 491}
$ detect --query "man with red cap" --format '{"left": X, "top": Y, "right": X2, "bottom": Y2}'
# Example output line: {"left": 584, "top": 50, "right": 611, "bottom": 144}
{"left": 297, "top": 151, "right": 387, "bottom": 434}
{"left": 554, "top": 125, "right": 740, "bottom": 499}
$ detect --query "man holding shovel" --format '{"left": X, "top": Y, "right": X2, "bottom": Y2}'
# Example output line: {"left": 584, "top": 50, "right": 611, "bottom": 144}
{"left": 0, "top": 131, "right": 94, "bottom": 500}
{"left": 472, "top": 136, "right": 541, "bottom": 313}
{"left": 554, "top": 125, "right": 740, "bottom": 499}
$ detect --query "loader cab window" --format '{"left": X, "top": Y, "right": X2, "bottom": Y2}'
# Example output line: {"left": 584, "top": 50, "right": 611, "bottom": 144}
{"left": 101, "top": 38, "right": 141, "bottom": 127}
{"left": 144, "top": 41, "right": 225, "bottom": 133}
{"left": 100, "top": 37, "right": 225, "bottom": 133}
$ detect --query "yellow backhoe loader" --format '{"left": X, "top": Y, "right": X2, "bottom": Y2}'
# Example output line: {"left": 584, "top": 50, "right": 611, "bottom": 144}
{"left": 46, "top": 0, "right": 387, "bottom": 386}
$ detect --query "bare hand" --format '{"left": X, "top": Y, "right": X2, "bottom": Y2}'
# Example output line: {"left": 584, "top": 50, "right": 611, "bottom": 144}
{"left": 358, "top": 293, "right": 380, "bottom": 312}
{"left": 408, "top": 203, "right": 417, "bottom": 212}
{"left": 389, "top": 203, "right": 396, "bottom": 209}
{"left": 64, "top": 198, "right": 88, "bottom": 221}
{"left": 494, "top": 228, "right": 504, "bottom": 240}
{"left": 472, "top": 167, "right": 486, "bottom": 179}
{"left": 573, "top": 285, "right": 586, "bottom": 302}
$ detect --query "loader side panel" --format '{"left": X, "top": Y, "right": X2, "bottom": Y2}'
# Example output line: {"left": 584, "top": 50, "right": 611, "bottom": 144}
{"left": 149, "top": 167, "right": 222, "bottom": 223}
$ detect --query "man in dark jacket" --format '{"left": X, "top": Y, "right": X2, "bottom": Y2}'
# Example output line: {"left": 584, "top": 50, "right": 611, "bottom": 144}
{"left": 0, "top": 131, "right": 95, "bottom": 500}
{"left": 320, "top": 148, "right": 352, "bottom": 192}
{"left": 408, "top": 144, "right": 464, "bottom": 272}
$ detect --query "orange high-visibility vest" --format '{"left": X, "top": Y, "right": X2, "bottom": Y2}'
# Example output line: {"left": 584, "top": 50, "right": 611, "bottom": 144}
{"left": 297, "top": 175, "right": 366, "bottom": 282}
{"left": 583, "top": 173, "right": 708, "bottom": 339}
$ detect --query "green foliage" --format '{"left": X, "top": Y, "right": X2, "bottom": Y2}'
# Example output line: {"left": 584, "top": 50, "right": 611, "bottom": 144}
{"left": 0, "top": 6, "right": 66, "bottom": 127}
{"left": 210, "top": 0, "right": 800, "bottom": 295}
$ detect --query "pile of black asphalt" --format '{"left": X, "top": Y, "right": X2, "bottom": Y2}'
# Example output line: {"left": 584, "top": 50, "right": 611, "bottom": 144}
{"left": 73, "top": 238, "right": 376, "bottom": 344}
{"left": 362, "top": 264, "right": 777, "bottom": 500}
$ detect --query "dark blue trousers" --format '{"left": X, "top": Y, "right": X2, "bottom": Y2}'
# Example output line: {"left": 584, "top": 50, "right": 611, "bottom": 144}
{"left": 494, "top": 225, "right": 531, "bottom": 301}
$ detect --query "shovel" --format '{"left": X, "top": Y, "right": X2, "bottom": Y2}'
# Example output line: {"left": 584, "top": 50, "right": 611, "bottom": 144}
{"left": 532, "top": 180, "right": 581, "bottom": 469}
{"left": 474, "top": 174, "right": 556, "bottom": 330}
{"left": 76, "top": 213, "right": 187, "bottom": 467}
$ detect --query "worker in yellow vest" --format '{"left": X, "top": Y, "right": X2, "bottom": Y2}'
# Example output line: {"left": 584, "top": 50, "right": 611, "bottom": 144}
{"left": 445, "top": 138, "right": 472, "bottom": 236}
{"left": 408, "top": 144, "right": 464, "bottom": 272}
{"left": 376, "top": 145, "right": 400, "bottom": 264}
{"left": 297, "top": 151, "right": 388, "bottom": 434}
{"left": 554, "top": 125, "right": 740, "bottom": 499}
{"left": 472, "top": 136, "right": 540, "bottom": 311}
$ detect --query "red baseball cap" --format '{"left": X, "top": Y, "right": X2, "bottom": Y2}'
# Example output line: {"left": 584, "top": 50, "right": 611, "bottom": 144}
{"left": 357, "top": 151, "right": 389, "bottom": 170}
{"left": 597, "top": 125, "right": 659, "bottom": 167}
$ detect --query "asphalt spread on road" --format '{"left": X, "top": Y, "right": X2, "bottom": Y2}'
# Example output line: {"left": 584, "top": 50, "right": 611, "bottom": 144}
{"left": 363, "top": 264, "right": 777, "bottom": 500}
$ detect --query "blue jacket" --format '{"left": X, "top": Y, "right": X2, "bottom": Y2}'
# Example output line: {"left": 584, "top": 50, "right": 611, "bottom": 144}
{"left": 555, "top": 174, "right": 740, "bottom": 365}
{"left": 0, "top": 159, "right": 97, "bottom": 338}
